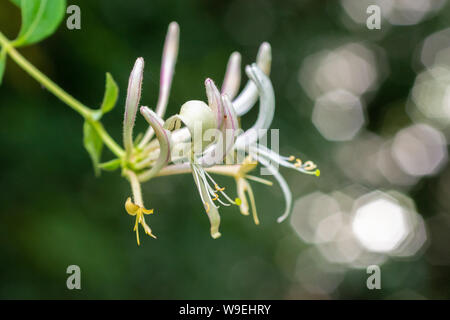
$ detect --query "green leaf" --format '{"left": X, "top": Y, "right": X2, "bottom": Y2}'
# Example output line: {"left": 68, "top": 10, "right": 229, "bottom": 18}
{"left": 14, "top": 0, "right": 66, "bottom": 47}
{"left": 83, "top": 121, "right": 103, "bottom": 177}
{"left": 100, "top": 73, "right": 119, "bottom": 115}
{"left": 98, "top": 159, "right": 121, "bottom": 171}
{"left": 0, "top": 48, "right": 6, "bottom": 86}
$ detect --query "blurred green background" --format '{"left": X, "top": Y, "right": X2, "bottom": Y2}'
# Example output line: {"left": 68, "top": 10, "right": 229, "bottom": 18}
{"left": 1, "top": 0, "right": 450, "bottom": 299}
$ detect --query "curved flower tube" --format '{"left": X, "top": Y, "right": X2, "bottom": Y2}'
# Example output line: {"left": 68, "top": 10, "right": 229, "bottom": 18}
{"left": 138, "top": 106, "right": 172, "bottom": 181}
{"left": 138, "top": 22, "right": 180, "bottom": 149}
{"left": 232, "top": 42, "right": 271, "bottom": 116}
{"left": 235, "top": 64, "right": 275, "bottom": 150}
{"left": 123, "top": 57, "right": 144, "bottom": 158}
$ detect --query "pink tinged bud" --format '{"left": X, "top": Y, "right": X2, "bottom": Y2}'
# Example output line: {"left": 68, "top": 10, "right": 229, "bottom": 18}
{"left": 233, "top": 42, "right": 272, "bottom": 116}
{"left": 199, "top": 94, "right": 238, "bottom": 167}
{"left": 256, "top": 42, "right": 272, "bottom": 75}
{"left": 123, "top": 57, "right": 145, "bottom": 157}
{"left": 138, "top": 22, "right": 179, "bottom": 149}
{"left": 205, "top": 78, "right": 224, "bottom": 129}
{"left": 221, "top": 52, "right": 241, "bottom": 99}
{"left": 157, "top": 21, "right": 179, "bottom": 118}
{"left": 220, "top": 94, "right": 238, "bottom": 159}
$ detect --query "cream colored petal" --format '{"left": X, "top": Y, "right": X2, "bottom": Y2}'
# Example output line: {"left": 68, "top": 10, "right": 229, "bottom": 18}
{"left": 125, "top": 197, "right": 139, "bottom": 215}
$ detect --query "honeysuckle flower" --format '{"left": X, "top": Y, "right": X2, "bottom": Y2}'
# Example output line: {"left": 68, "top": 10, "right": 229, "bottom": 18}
{"left": 118, "top": 22, "right": 319, "bottom": 241}
{"left": 122, "top": 59, "right": 165, "bottom": 245}
{"left": 125, "top": 170, "right": 156, "bottom": 245}
{"left": 158, "top": 80, "right": 240, "bottom": 238}
{"left": 125, "top": 197, "right": 156, "bottom": 245}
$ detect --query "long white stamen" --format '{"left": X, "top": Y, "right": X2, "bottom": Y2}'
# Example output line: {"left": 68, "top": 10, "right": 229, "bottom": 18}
{"left": 194, "top": 164, "right": 220, "bottom": 208}
{"left": 250, "top": 144, "right": 317, "bottom": 175}
{"left": 203, "top": 169, "right": 236, "bottom": 204}
{"left": 253, "top": 154, "right": 293, "bottom": 223}
{"left": 192, "top": 164, "right": 208, "bottom": 206}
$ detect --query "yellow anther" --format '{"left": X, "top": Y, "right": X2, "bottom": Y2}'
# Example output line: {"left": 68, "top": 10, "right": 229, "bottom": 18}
{"left": 315, "top": 169, "right": 320, "bottom": 177}
{"left": 304, "top": 161, "right": 317, "bottom": 170}
{"left": 235, "top": 197, "right": 242, "bottom": 206}
{"left": 288, "top": 155, "right": 295, "bottom": 161}
{"left": 294, "top": 160, "right": 302, "bottom": 168}
{"left": 143, "top": 223, "right": 157, "bottom": 239}
{"left": 212, "top": 193, "right": 219, "bottom": 201}
{"left": 214, "top": 184, "right": 225, "bottom": 192}
{"left": 205, "top": 202, "right": 210, "bottom": 213}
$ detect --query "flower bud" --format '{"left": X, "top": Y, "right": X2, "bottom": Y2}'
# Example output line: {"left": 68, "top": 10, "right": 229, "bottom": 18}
{"left": 123, "top": 57, "right": 144, "bottom": 157}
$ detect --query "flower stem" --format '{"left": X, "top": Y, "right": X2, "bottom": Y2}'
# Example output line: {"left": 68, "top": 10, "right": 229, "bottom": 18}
{"left": 0, "top": 31, "right": 124, "bottom": 158}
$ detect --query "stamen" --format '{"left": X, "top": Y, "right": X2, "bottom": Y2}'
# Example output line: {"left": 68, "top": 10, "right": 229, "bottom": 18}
{"left": 205, "top": 202, "right": 210, "bottom": 213}
{"left": 215, "top": 184, "right": 225, "bottom": 192}
{"left": 245, "top": 174, "right": 273, "bottom": 186}
{"left": 303, "top": 161, "right": 316, "bottom": 170}
{"left": 202, "top": 169, "right": 236, "bottom": 205}
{"left": 192, "top": 165, "right": 209, "bottom": 206}
{"left": 212, "top": 193, "right": 219, "bottom": 201}
{"left": 288, "top": 155, "right": 295, "bottom": 161}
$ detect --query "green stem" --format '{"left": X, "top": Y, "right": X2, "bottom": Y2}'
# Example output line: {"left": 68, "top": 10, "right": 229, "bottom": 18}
{"left": 0, "top": 31, "right": 124, "bottom": 158}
